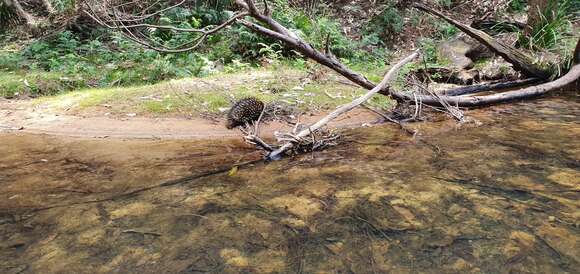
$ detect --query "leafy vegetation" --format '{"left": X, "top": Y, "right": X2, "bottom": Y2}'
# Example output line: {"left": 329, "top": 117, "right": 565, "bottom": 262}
{"left": 365, "top": 5, "right": 404, "bottom": 45}
{"left": 514, "top": 0, "right": 578, "bottom": 74}
{"left": 1, "top": 31, "right": 218, "bottom": 97}
{"left": 518, "top": 0, "right": 576, "bottom": 51}
{"left": 507, "top": 0, "right": 527, "bottom": 13}
{"left": 1, "top": 0, "right": 576, "bottom": 113}
{"left": 0, "top": 0, "right": 396, "bottom": 98}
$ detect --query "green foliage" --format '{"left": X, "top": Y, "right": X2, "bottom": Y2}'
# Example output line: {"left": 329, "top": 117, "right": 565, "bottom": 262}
{"left": 52, "top": 0, "right": 76, "bottom": 12}
{"left": 507, "top": 0, "right": 527, "bottom": 13}
{"left": 258, "top": 43, "right": 283, "bottom": 61}
{"left": 435, "top": 22, "right": 459, "bottom": 40}
{"left": 222, "top": 0, "right": 387, "bottom": 64}
{"left": 366, "top": 6, "right": 404, "bottom": 44}
{"left": 1, "top": 31, "right": 216, "bottom": 97}
{"left": 417, "top": 38, "right": 439, "bottom": 65}
{"left": 438, "top": 0, "right": 453, "bottom": 9}
{"left": 0, "top": 71, "right": 87, "bottom": 98}
{"left": 0, "top": 50, "right": 22, "bottom": 71}
{"left": 0, "top": 0, "right": 397, "bottom": 98}
{"left": 515, "top": 0, "right": 577, "bottom": 76}
{"left": 519, "top": 0, "right": 575, "bottom": 50}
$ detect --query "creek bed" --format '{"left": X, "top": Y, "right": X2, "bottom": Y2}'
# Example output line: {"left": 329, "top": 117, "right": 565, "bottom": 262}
{"left": 1, "top": 96, "right": 579, "bottom": 273}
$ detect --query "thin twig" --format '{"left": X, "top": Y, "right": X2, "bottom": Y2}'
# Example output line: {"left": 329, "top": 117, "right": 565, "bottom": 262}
{"left": 122, "top": 229, "right": 162, "bottom": 237}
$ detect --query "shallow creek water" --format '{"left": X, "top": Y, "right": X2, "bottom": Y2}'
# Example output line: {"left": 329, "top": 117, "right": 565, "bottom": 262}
{"left": 1, "top": 96, "right": 579, "bottom": 273}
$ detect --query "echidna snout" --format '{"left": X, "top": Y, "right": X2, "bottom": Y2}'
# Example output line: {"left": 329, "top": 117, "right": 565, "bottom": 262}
{"left": 225, "top": 119, "right": 236, "bottom": 129}
{"left": 225, "top": 97, "right": 265, "bottom": 129}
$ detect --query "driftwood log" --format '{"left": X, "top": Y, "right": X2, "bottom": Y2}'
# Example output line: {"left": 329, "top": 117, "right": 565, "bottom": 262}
{"left": 395, "top": 37, "right": 580, "bottom": 107}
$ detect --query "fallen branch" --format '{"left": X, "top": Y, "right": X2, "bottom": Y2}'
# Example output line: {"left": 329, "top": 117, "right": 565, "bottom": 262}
{"left": 266, "top": 51, "right": 419, "bottom": 160}
{"left": 413, "top": 81, "right": 465, "bottom": 122}
{"left": 399, "top": 62, "right": 580, "bottom": 107}
{"left": 444, "top": 78, "right": 542, "bottom": 96}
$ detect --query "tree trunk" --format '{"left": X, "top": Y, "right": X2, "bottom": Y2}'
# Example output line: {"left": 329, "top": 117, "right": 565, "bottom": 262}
{"left": 575, "top": 34, "right": 580, "bottom": 64}
{"left": 3, "top": 0, "right": 38, "bottom": 28}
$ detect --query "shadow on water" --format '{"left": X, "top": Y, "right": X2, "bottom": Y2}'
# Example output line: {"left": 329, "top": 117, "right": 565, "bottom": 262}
{"left": 0, "top": 95, "right": 579, "bottom": 273}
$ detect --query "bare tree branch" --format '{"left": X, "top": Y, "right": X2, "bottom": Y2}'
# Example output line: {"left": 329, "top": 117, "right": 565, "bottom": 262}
{"left": 397, "top": 61, "right": 580, "bottom": 107}
{"left": 83, "top": 0, "right": 248, "bottom": 53}
{"left": 443, "top": 78, "right": 542, "bottom": 96}
{"left": 266, "top": 51, "right": 420, "bottom": 160}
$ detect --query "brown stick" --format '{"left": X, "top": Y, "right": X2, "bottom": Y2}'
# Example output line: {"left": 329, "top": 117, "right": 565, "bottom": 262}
{"left": 444, "top": 78, "right": 542, "bottom": 96}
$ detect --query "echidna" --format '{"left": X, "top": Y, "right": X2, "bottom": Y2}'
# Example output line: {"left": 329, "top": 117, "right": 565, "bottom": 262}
{"left": 225, "top": 97, "right": 265, "bottom": 129}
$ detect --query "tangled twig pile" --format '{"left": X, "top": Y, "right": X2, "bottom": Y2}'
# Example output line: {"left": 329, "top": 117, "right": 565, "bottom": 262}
{"left": 243, "top": 116, "right": 341, "bottom": 157}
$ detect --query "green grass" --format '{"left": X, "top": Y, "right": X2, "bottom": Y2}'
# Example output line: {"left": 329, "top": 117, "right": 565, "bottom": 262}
{"left": 0, "top": 71, "right": 87, "bottom": 97}
{"left": 35, "top": 65, "right": 395, "bottom": 117}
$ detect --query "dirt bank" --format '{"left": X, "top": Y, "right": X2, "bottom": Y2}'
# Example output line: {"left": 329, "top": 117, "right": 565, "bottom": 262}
{"left": 0, "top": 99, "right": 381, "bottom": 139}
